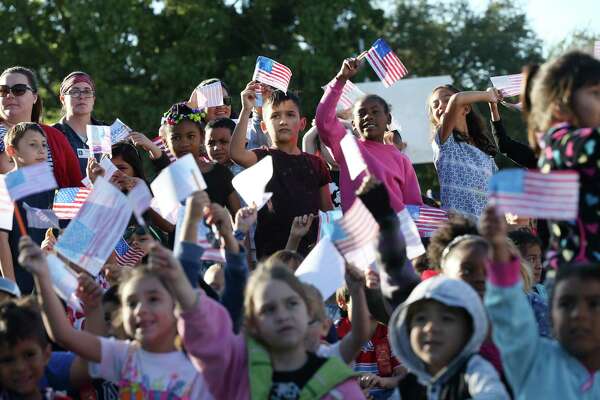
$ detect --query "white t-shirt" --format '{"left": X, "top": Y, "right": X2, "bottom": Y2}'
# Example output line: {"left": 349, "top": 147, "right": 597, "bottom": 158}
{"left": 89, "top": 337, "right": 213, "bottom": 399}
{"left": 316, "top": 341, "right": 343, "bottom": 361}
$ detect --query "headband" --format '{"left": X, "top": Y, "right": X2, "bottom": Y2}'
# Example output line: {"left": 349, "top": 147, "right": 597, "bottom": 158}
{"left": 60, "top": 72, "right": 95, "bottom": 95}
{"left": 160, "top": 102, "right": 206, "bottom": 127}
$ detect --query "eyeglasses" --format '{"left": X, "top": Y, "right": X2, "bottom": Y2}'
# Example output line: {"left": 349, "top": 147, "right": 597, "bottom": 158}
{"left": 0, "top": 84, "right": 34, "bottom": 97}
{"left": 222, "top": 96, "right": 232, "bottom": 106}
{"left": 65, "top": 88, "right": 95, "bottom": 98}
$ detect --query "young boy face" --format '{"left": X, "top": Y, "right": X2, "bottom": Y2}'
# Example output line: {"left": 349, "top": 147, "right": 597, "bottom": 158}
{"left": 523, "top": 243, "right": 543, "bottom": 284}
{"left": 261, "top": 100, "right": 306, "bottom": 146}
{"left": 409, "top": 300, "right": 472, "bottom": 375}
{"left": 552, "top": 277, "right": 600, "bottom": 363}
{"left": 9, "top": 129, "right": 47, "bottom": 167}
{"left": 0, "top": 338, "right": 51, "bottom": 396}
{"left": 442, "top": 245, "right": 488, "bottom": 299}
{"left": 205, "top": 127, "right": 232, "bottom": 165}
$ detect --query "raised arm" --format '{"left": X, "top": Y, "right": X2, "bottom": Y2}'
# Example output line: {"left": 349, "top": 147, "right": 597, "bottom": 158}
{"left": 439, "top": 89, "right": 500, "bottom": 142}
{"left": 338, "top": 263, "right": 371, "bottom": 363}
{"left": 230, "top": 81, "right": 261, "bottom": 167}
{"left": 19, "top": 237, "right": 101, "bottom": 363}
{"left": 315, "top": 58, "right": 362, "bottom": 148}
{"left": 0, "top": 232, "right": 15, "bottom": 282}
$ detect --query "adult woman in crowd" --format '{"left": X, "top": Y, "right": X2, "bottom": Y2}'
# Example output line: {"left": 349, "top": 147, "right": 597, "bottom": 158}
{"left": 0, "top": 66, "right": 82, "bottom": 186}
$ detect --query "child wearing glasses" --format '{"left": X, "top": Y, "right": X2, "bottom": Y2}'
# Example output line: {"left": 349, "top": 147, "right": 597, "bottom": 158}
{"left": 0, "top": 66, "right": 82, "bottom": 188}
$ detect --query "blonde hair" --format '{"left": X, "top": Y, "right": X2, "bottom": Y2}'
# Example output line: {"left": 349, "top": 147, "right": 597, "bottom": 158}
{"left": 243, "top": 262, "right": 311, "bottom": 334}
{"left": 303, "top": 284, "right": 327, "bottom": 322}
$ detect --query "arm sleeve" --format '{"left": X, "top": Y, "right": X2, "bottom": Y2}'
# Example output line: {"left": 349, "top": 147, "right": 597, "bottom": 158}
{"left": 221, "top": 248, "right": 249, "bottom": 333}
{"left": 466, "top": 355, "right": 510, "bottom": 399}
{"left": 400, "top": 155, "right": 423, "bottom": 205}
{"left": 151, "top": 152, "right": 172, "bottom": 173}
{"left": 490, "top": 120, "right": 537, "bottom": 168}
{"left": 484, "top": 258, "right": 540, "bottom": 391}
{"left": 315, "top": 79, "right": 348, "bottom": 150}
{"left": 178, "top": 292, "right": 247, "bottom": 398}
{"left": 88, "top": 337, "right": 130, "bottom": 383}
{"left": 174, "top": 241, "right": 206, "bottom": 288}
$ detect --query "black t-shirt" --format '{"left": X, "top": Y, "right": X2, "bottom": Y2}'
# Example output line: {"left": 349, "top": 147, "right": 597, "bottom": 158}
{"left": 203, "top": 162, "right": 235, "bottom": 208}
{"left": 269, "top": 352, "right": 327, "bottom": 400}
{"left": 252, "top": 149, "right": 331, "bottom": 259}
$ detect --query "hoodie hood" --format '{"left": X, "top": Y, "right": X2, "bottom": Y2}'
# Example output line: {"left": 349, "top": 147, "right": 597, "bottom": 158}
{"left": 389, "top": 276, "right": 488, "bottom": 385}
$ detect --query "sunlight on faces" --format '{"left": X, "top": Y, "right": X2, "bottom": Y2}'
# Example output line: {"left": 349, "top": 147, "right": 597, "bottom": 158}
{"left": 428, "top": 87, "right": 453, "bottom": 126}
{"left": 120, "top": 275, "right": 177, "bottom": 352}
{"left": 249, "top": 279, "right": 310, "bottom": 352}
{"left": 408, "top": 300, "right": 472, "bottom": 375}
{"left": 551, "top": 278, "right": 600, "bottom": 361}
{"left": 203, "top": 264, "right": 225, "bottom": 297}
{"left": 441, "top": 244, "right": 489, "bottom": 299}
{"left": 352, "top": 97, "right": 390, "bottom": 141}
{"left": 261, "top": 100, "right": 305, "bottom": 146}
{"left": 7, "top": 129, "right": 48, "bottom": 167}
{"left": 166, "top": 120, "right": 206, "bottom": 159}
{"left": 205, "top": 127, "right": 232, "bottom": 164}
{"left": 0, "top": 339, "right": 51, "bottom": 396}
{"left": 110, "top": 154, "right": 135, "bottom": 177}
{"left": 0, "top": 73, "right": 37, "bottom": 124}
{"left": 61, "top": 82, "right": 95, "bottom": 116}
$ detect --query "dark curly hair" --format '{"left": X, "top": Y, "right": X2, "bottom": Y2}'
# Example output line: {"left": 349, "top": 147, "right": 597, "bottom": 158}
{"left": 0, "top": 297, "right": 48, "bottom": 348}
{"left": 427, "top": 213, "right": 479, "bottom": 271}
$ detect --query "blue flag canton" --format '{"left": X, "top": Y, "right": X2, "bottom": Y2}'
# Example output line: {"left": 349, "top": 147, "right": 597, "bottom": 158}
{"left": 489, "top": 169, "right": 525, "bottom": 194}
{"left": 57, "top": 220, "right": 94, "bottom": 257}
{"left": 5, "top": 169, "right": 25, "bottom": 188}
{"left": 405, "top": 205, "right": 421, "bottom": 220}
{"left": 54, "top": 188, "right": 79, "bottom": 203}
{"left": 257, "top": 56, "right": 274, "bottom": 72}
{"left": 330, "top": 221, "right": 348, "bottom": 242}
{"left": 373, "top": 38, "right": 392, "bottom": 58}
{"left": 114, "top": 238, "right": 129, "bottom": 256}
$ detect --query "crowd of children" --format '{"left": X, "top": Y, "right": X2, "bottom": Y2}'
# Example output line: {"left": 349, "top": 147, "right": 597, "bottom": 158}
{"left": 0, "top": 46, "right": 597, "bottom": 400}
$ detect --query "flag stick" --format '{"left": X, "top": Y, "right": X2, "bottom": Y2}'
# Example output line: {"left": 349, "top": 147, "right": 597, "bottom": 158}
{"left": 13, "top": 203, "right": 27, "bottom": 236}
{"left": 357, "top": 50, "right": 368, "bottom": 60}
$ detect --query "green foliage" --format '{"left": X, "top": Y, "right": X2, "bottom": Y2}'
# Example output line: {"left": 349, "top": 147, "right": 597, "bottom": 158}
{"left": 0, "top": 0, "right": 548, "bottom": 188}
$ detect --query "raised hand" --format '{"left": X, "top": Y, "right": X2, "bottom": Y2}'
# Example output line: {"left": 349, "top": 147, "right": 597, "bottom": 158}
{"left": 185, "top": 190, "right": 211, "bottom": 221}
{"left": 289, "top": 214, "right": 315, "bottom": 240}
{"left": 344, "top": 262, "right": 366, "bottom": 292}
{"left": 486, "top": 87, "right": 503, "bottom": 104}
{"left": 18, "top": 236, "right": 48, "bottom": 276}
{"left": 205, "top": 203, "right": 233, "bottom": 236}
{"left": 147, "top": 243, "right": 184, "bottom": 283}
{"left": 234, "top": 206, "right": 257, "bottom": 234}
{"left": 336, "top": 57, "right": 363, "bottom": 81}
{"left": 479, "top": 205, "right": 510, "bottom": 262}
{"left": 86, "top": 157, "right": 105, "bottom": 184}
{"left": 240, "top": 81, "right": 262, "bottom": 111}
{"left": 76, "top": 273, "right": 103, "bottom": 313}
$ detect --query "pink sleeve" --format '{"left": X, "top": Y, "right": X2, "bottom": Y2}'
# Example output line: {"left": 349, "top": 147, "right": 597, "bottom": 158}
{"left": 178, "top": 292, "right": 249, "bottom": 398}
{"left": 315, "top": 79, "right": 348, "bottom": 150}
{"left": 486, "top": 257, "right": 521, "bottom": 287}
{"left": 401, "top": 154, "right": 423, "bottom": 206}
{"left": 326, "top": 379, "right": 365, "bottom": 399}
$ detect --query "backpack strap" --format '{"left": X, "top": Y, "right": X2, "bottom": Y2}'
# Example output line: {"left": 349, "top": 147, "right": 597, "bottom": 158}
{"left": 439, "top": 355, "right": 473, "bottom": 400}
{"left": 299, "top": 357, "right": 356, "bottom": 400}
{"left": 246, "top": 336, "right": 273, "bottom": 400}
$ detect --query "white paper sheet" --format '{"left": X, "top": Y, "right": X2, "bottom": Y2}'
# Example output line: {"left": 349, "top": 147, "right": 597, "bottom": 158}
{"left": 232, "top": 155, "right": 273, "bottom": 210}
{"left": 295, "top": 238, "right": 345, "bottom": 300}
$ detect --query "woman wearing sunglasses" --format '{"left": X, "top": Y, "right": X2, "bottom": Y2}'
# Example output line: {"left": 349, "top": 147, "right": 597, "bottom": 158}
{"left": 0, "top": 66, "right": 83, "bottom": 187}
{"left": 188, "top": 78, "right": 234, "bottom": 122}
{"left": 53, "top": 71, "right": 105, "bottom": 177}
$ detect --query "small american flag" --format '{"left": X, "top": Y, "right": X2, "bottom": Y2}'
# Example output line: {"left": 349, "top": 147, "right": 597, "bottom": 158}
{"left": 5, "top": 162, "right": 58, "bottom": 201}
{"left": 365, "top": 38, "right": 408, "bottom": 88}
{"left": 252, "top": 56, "right": 293, "bottom": 93}
{"left": 53, "top": 187, "right": 92, "bottom": 219}
{"left": 196, "top": 81, "right": 224, "bottom": 108}
{"left": 152, "top": 136, "right": 176, "bottom": 163}
{"left": 594, "top": 41, "right": 600, "bottom": 60}
{"left": 406, "top": 205, "right": 448, "bottom": 238}
{"left": 490, "top": 74, "right": 523, "bottom": 97}
{"left": 324, "top": 79, "right": 366, "bottom": 111}
{"left": 331, "top": 198, "right": 379, "bottom": 254}
{"left": 488, "top": 169, "right": 579, "bottom": 220}
{"left": 115, "top": 237, "right": 145, "bottom": 266}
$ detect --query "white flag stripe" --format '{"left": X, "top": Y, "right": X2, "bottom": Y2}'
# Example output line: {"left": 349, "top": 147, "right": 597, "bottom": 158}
{"left": 5, "top": 163, "right": 58, "bottom": 201}
{"left": 196, "top": 81, "right": 224, "bottom": 108}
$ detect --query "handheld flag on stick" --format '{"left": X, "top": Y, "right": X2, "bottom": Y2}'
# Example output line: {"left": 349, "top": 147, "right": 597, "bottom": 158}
{"left": 363, "top": 38, "right": 408, "bottom": 87}
{"left": 490, "top": 74, "right": 523, "bottom": 97}
{"left": 114, "top": 238, "right": 145, "bottom": 267}
{"left": 252, "top": 56, "right": 293, "bottom": 93}
{"left": 151, "top": 136, "right": 176, "bottom": 163}
{"left": 323, "top": 78, "right": 366, "bottom": 112}
{"left": 53, "top": 187, "right": 92, "bottom": 220}
{"left": 5, "top": 163, "right": 57, "bottom": 201}
{"left": 405, "top": 205, "right": 448, "bottom": 238}
{"left": 22, "top": 203, "right": 59, "bottom": 229}
{"left": 488, "top": 169, "right": 579, "bottom": 220}
{"left": 87, "top": 125, "right": 112, "bottom": 155}
{"left": 196, "top": 81, "right": 224, "bottom": 108}
{"left": 110, "top": 119, "right": 132, "bottom": 144}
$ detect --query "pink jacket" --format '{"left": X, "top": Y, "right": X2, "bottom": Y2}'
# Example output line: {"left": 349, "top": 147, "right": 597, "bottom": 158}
{"left": 315, "top": 79, "right": 422, "bottom": 212}
{"left": 178, "top": 292, "right": 364, "bottom": 399}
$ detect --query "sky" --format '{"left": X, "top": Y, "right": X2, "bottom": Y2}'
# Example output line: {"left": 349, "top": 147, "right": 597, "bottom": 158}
{"left": 441, "top": 0, "right": 600, "bottom": 54}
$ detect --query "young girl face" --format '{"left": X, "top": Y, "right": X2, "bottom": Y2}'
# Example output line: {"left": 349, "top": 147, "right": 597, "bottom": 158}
{"left": 111, "top": 154, "right": 135, "bottom": 177}
{"left": 552, "top": 277, "right": 600, "bottom": 363}
{"left": 523, "top": 243, "right": 543, "bottom": 284}
{"left": 120, "top": 275, "right": 177, "bottom": 352}
{"left": 250, "top": 279, "right": 310, "bottom": 352}
{"left": 571, "top": 82, "right": 600, "bottom": 128}
{"left": 409, "top": 300, "right": 471, "bottom": 375}
{"left": 0, "top": 338, "right": 51, "bottom": 397}
{"left": 429, "top": 87, "right": 454, "bottom": 126}
{"left": 11, "top": 129, "right": 47, "bottom": 167}
{"left": 353, "top": 97, "right": 389, "bottom": 141}
{"left": 166, "top": 120, "right": 205, "bottom": 159}
{"left": 442, "top": 244, "right": 489, "bottom": 298}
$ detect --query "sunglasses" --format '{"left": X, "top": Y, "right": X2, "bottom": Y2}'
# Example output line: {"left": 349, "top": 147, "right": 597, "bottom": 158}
{"left": 0, "top": 83, "right": 34, "bottom": 97}
{"left": 222, "top": 96, "right": 232, "bottom": 106}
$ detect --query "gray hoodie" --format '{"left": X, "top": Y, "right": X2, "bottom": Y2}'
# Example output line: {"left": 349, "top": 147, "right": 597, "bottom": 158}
{"left": 389, "top": 276, "right": 509, "bottom": 400}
